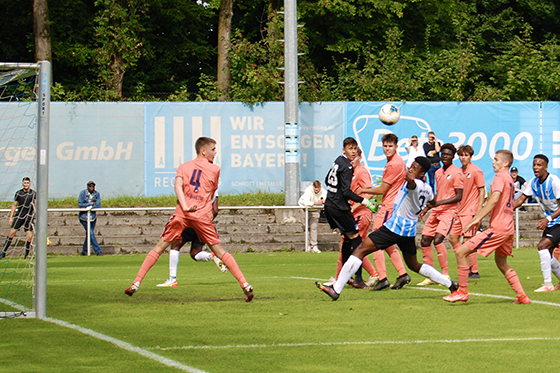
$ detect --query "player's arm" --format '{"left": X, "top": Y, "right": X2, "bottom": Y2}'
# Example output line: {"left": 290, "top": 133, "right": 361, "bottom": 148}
{"left": 429, "top": 188, "right": 463, "bottom": 208}
{"left": 174, "top": 177, "right": 197, "bottom": 213}
{"left": 8, "top": 200, "right": 17, "bottom": 225}
{"left": 340, "top": 169, "right": 363, "bottom": 203}
{"left": 475, "top": 186, "right": 486, "bottom": 214}
{"left": 356, "top": 182, "right": 390, "bottom": 197}
{"left": 513, "top": 194, "right": 527, "bottom": 210}
{"left": 212, "top": 196, "right": 219, "bottom": 219}
{"left": 463, "top": 190, "right": 500, "bottom": 233}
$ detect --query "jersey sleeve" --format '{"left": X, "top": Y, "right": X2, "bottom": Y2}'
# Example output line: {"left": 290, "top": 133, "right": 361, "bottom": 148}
{"left": 491, "top": 174, "right": 505, "bottom": 194}
{"left": 340, "top": 165, "right": 363, "bottom": 203}
{"left": 383, "top": 163, "right": 401, "bottom": 186}
{"left": 523, "top": 177, "right": 536, "bottom": 197}
{"left": 453, "top": 168, "right": 464, "bottom": 189}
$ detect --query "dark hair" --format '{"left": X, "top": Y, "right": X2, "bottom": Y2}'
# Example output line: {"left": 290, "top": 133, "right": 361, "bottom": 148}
{"left": 381, "top": 133, "right": 398, "bottom": 145}
{"left": 22, "top": 177, "right": 30, "bottom": 182}
{"left": 440, "top": 143, "right": 457, "bottom": 156}
{"left": 343, "top": 137, "right": 357, "bottom": 148}
{"left": 195, "top": 137, "right": 216, "bottom": 154}
{"left": 356, "top": 147, "right": 362, "bottom": 157}
{"left": 415, "top": 157, "right": 432, "bottom": 173}
{"left": 457, "top": 145, "right": 474, "bottom": 156}
{"left": 534, "top": 154, "right": 549, "bottom": 165}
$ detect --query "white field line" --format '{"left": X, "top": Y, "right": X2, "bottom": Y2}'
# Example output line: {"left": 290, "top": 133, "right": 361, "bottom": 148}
{"left": 147, "top": 336, "right": 560, "bottom": 351}
{"left": 44, "top": 318, "right": 208, "bottom": 373}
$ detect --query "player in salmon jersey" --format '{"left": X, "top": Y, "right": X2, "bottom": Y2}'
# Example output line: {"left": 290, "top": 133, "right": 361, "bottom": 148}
{"left": 448, "top": 145, "right": 486, "bottom": 279}
{"left": 417, "top": 143, "right": 463, "bottom": 285}
{"left": 513, "top": 154, "right": 560, "bottom": 292}
{"left": 355, "top": 133, "right": 410, "bottom": 291}
{"left": 316, "top": 157, "right": 458, "bottom": 301}
{"left": 444, "top": 150, "right": 530, "bottom": 304}
{"left": 325, "top": 147, "right": 380, "bottom": 289}
{"left": 156, "top": 191, "right": 227, "bottom": 288}
{"left": 125, "top": 137, "right": 254, "bottom": 302}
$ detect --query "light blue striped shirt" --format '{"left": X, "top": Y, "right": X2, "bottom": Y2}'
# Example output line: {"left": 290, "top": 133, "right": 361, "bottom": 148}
{"left": 384, "top": 179, "right": 434, "bottom": 237}
{"left": 524, "top": 173, "right": 560, "bottom": 227}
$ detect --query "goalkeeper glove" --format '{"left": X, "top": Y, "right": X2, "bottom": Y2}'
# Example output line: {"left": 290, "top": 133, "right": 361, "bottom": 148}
{"left": 361, "top": 198, "right": 378, "bottom": 213}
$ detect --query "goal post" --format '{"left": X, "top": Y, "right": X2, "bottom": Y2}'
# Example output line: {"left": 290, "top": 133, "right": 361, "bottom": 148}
{"left": 0, "top": 61, "right": 50, "bottom": 319}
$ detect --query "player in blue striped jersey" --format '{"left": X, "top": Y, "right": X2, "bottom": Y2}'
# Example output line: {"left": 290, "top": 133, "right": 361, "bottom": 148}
{"left": 514, "top": 154, "right": 560, "bottom": 292}
{"left": 316, "top": 157, "right": 458, "bottom": 300}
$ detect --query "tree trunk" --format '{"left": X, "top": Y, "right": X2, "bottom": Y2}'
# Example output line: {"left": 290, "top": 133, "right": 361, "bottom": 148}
{"left": 33, "top": 0, "right": 51, "bottom": 61}
{"left": 217, "top": 0, "right": 233, "bottom": 102}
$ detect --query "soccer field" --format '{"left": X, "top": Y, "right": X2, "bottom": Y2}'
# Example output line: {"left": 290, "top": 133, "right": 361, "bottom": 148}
{"left": 2, "top": 249, "right": 560, "bottom": 373}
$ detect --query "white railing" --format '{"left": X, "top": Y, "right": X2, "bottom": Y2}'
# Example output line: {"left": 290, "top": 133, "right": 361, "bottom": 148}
{"left": 0, "top": 205, "right": 318, "bottom": 255}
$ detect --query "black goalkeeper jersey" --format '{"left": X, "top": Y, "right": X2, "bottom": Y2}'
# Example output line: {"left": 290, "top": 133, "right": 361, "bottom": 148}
{"left": 14, "top": 188, "right": 36, "bottom": 219}
{"left": 324, "top": 155, "right": 363, "bottom": 211}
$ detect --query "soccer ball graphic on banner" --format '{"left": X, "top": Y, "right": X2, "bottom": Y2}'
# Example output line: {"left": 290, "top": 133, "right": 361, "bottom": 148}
{"left": 378, "top": 104, "right": 401, "bottom": 125}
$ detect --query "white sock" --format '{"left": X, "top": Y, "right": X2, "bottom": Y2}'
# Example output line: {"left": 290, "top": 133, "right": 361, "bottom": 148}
{"left": 419, "top": 264, "right": 452, "bottom": 288}
{"left": 194, "top": 251, "right": 212, "bottom": 262}
{"left": 538, "top": 249, "right": 553, "bottom": 284}
{"left": 333, "top": 255, "right": 362, "bottom": 294}
{"left": 169, "top": 250, "right": 180, "bottom": 279}
{"left": 550, "top": 257, "right": 560, "bottom": 281}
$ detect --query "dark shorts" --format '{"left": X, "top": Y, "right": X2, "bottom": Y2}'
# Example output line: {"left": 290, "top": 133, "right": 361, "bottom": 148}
{"left": 542, "top": 224, "right": 560, "bottom": 248}
{"left": 12, "top": 216, "right": 33, "bottom": 232}
{"left": 181, "top": 227, "right": 205, "bottom": 249}
{"left": 368, "top": 226, "right": 417, "bottom": 257}
{"left": 324, "top": 205, "right": 358, "bottom": 236}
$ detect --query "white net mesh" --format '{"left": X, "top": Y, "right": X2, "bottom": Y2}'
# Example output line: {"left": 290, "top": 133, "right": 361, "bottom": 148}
{"left": 0, "top": 64, "right": 39, "bottom": 317}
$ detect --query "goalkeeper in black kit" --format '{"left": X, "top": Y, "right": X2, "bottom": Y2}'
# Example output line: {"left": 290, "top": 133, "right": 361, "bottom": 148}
{"left": 320, "top": 137, "right": 377, "bottom": 279}
{"left": 0, "top": 177, "right": 36, "bottom": 260}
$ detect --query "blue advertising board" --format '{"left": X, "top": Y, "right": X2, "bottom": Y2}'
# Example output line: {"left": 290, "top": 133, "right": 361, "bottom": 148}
{"left": 346, "top": 101, "right": 541, "bottom": 187}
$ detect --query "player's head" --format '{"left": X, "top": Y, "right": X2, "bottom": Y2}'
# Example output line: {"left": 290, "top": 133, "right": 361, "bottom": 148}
{"left": 409, "top": 156, "right": 431, "bottom": 179}
{"left": 440, "top": 143, "right": 457, "bottom": 167}
{"left": 494, "top": 150, "right": 513, "bottom": 173}
{"left": 381, "top": 133, "right": 398, "bottom": 158}
{"left": 312, "top": 180, "right": 322, "bottom": 194}
{"left": 533, "top": 154, "right": 549, "bottom": 179}
{"left": 22, "top": 177, "right": 31, "bottom": 190}
{"left": 342, "top": 137, "right": 358, "bottom": 161}
{"left": 195, "top": 137, "right": 217, "bottom": 162}
{"left": 352, "top": 147, "right": 363, "bottom": 167}
{"left": 457, "top": 145, "right": 474, "bottom": 166}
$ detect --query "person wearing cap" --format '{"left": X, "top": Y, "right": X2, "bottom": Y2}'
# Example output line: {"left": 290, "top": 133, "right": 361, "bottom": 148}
{"left": 510, "top": 167, "right": 529, "bottom": 209}
{"left": 404, "top": 135, "right": 425, "bottom": 169}
{"left": 78, "top": 181, "right": 102, "bottom": 256}
{"left": 316, "top": 156, "right": 459, "bottom": 301}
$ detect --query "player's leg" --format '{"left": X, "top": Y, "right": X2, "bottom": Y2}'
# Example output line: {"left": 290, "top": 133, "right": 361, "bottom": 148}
{"left": 0, "top": 227, "right": 19, "bottom": 259}
{"left": 418, "top": 234, "right": 436, "bottom": 285}
{"left": 24, "top": 227, "right": 33, "bottom": 259}
{"left": 443, "top": 243, "right": 472, "bottom": 302}
{"left": 157, "top": 248, "right": 180, "bottom": 287}
{"left": 211, "top": 243, "right": 253, "bottom": 302}
{"left": 125, "top": 237, "right": 173, "bottom": 296}
{"left": 535, "top": 236, "right": 555, "bottom": 291}
{"left": 495, "top": 253, "right": 530, "bottom": 304}
{"left": 317, "top": 234, "right": 380, "bottom": 300}
{"left": 401, "top": 251, "right": 455, "bottom": 291}
{"left": 433, "top": 232, "right": 449, "bottom": 276}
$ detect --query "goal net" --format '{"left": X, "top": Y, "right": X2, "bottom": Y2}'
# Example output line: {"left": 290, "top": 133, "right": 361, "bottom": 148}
{"left": 0, "top": 62, "right": 50, "bottom": 318}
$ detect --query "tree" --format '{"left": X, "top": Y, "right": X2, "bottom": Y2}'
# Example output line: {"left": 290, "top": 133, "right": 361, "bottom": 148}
{"left": 33, "top": 0, "right": 51, "bottom": 61}
{"left": 217, "top": 0, "right": 234, "bottom": 101}
{"left": 94, "top": 0, "right": 146, "bottom": 99}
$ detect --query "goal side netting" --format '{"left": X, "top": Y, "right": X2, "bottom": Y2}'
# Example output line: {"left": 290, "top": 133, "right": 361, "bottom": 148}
{"left": 0, "top": 62, "right": 50, "bottom": 319}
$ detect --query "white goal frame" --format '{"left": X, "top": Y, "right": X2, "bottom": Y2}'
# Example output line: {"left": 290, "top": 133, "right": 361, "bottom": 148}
{"left": 0, "top": 61, "right": 50, "bottom": 319}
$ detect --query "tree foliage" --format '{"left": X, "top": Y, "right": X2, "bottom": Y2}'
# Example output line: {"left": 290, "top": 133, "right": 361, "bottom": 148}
{"left": 3, "top": 0, "right": 560, "bottom": 102}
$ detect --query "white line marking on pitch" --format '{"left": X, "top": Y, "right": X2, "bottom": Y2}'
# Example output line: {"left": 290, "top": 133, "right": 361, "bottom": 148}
{"left": 44, "top": 318, "right": 208, "bottom": 373}
{"left": 148, "top": 336, "right": 560, "bottom": 351}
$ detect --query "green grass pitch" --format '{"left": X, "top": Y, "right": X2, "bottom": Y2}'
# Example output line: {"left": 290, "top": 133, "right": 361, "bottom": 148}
{"left": 2, "top": 249, "right": 560, "bottom": 372}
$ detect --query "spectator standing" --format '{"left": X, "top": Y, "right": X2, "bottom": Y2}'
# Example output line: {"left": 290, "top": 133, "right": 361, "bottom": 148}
{"left": 298, "top": 180, "right": 327, "bottom": 253}
{"left": 405, "top": 135, "right": 425, "bottom": 169}
{"left": 78, "top": 181, "right": 103, "bottom": 256}
{"left": 511, "top": 167, "right": 529, "bottom": 209}
{"left": 423, "top": 131, "right": 441, "bottom": 192}
{"left": 0, "top": 177, "right": 36, "bottom": 260}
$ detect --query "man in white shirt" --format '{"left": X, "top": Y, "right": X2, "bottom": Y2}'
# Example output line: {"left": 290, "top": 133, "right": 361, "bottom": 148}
{"left": 299, "top": 180, "right": 327, "bottom": 253}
